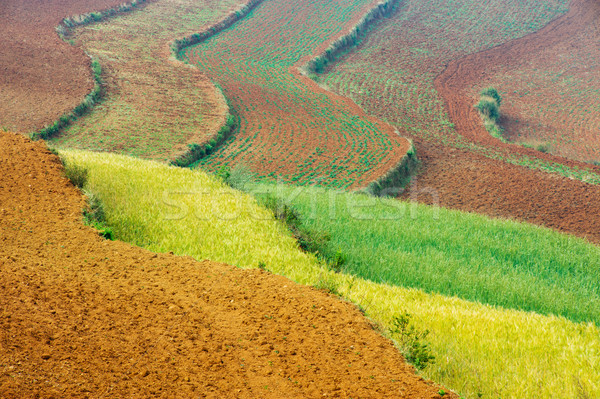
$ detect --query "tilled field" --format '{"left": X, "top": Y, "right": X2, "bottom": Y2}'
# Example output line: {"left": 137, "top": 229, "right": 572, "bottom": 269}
{"left": 464, "top": 0, "right": 600, "bottom": 162}
{"left": 322, "top": 0, "right": 600, "bottom": 243}
{"left": 184, "top": 0, "right": 410, "bottom": 188}
{"left": 48, "top": 0, "right": 242, "bottom": 162}
{"left": 0, "top": 0, "right": 127, "bottom": 133}
{"left": 0, "top": 131, "right": 452, "bottom": 398}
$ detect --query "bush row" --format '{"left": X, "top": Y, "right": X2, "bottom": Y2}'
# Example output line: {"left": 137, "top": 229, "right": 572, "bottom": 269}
{"left": 304, "top": 0, "right": 400, "bottom": 75}
{"left": 170, "top": 94, "right": 238, "bottom": 167}
{"left": 56, "top": 0, "right": 148, "bottom": 39}
{"left": 364, "top": 141, "right": 419, "bottom": 197}
{"left": 170, "top": 0, "right": 263, "bottom": 56}
{"left": 32, "top": 58, "right": 103, "bottom": 140}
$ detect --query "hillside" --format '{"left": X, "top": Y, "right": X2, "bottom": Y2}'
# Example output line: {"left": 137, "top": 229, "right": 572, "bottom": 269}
{"left": 2, "top": 0, "right": 600, "bottom": 397}
{"left": 320, "top": 0, "right": 600, "bottom": 242}
{"left": 0, "top": 132, "right": 453, "bottom": 397}
{"left": 64, "top": 148, "right": 600, "bottom": 398}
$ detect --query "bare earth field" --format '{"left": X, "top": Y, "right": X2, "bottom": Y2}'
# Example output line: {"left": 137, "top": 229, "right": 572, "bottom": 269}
{"left": 467, "top": 0, "right": 600, "bottom": 162}
{"left": 0, "top": 131, "right": 452, "bottom": 398}
{"left": 0, "top": 0, "right": 126, "bottom": 133}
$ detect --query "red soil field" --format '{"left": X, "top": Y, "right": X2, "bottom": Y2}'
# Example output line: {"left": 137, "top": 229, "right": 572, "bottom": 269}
{"left": 437, "top": 0, "right": 600, "bottom": 162}
{"left": 425, "top": 0, "right": 600, "bottom": 242}
{"left": 320, "top": 0, "right": 600, "bottom": 242}
{"left": 0, "top": 131, "right": 453, "bottom": 398}
{"left": 0, "top": 0, "right": 136, "bottom": 133}
{"left": 469, "top": 0, "right": 600, "bottom": 163}
{"left": 185, "top": 0, "right": 411, "bottom": 189}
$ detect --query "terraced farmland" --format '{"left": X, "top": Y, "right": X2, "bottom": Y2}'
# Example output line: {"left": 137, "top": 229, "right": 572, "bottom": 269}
{"left": 471, "top": 0, "right": 600, "bottom": 163}
{"left": 321, "top": 0, "right": 570, "bottom": 145}
{"left": 47, "top": 0, "right": 245, "bottom": 161}
{"left": 183, "top": 0, "right": 409, "bottom": 188}
{"left": 318, "top": 0, "right": 600, "bottom": 242}
{"left": 0, "top": 0, "right": 125, "bottom": 132}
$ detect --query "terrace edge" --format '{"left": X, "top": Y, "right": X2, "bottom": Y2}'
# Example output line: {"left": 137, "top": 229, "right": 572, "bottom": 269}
{"left": 168, "top": 0, "right": 265, "bottom": 167}
{"left": 31, "top": 0, "right": 150, "bottom": 141}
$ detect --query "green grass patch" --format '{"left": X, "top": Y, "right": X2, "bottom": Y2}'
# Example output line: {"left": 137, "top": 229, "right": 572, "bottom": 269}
{"left": 257, "top": 183, "right": 600, "bottom": 325}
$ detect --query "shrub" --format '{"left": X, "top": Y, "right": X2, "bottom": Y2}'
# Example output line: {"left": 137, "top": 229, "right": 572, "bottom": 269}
{"left": 391, "top": 313, "right": 435, "bottom": 370}
{"left": 475, "top": 87, "right": 504, "bottom": 141}
{"left": 475, "top": 98, "right": 500, "bottom": 122}
{"left": 536, "top": 143, "right": 550, "bottom": 153}
{"left": 83, "top": 189, "right": 113, "bottom": 240}
{"left": 480, "top": 87, "right": 502, "bottom": 106}
{"left": 62, "top": 158, "right": 88, "bottom": 189}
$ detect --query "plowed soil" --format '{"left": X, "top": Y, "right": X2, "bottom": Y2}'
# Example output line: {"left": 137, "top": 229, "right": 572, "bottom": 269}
{"left": 427, "top": 0, "right": 600, "bottom": 243}
{"left": 320, "top": 0, "right": 600, "bottom": 243}
{"left": 0, "top": 0, "right": 130, "bottom": 133}
{"left": 467, "top": 0, "right": 600, "bottom": 162}
{"left": 185, "top": 0, "right": 410, "bottom": 189}
{"left": 0, "top": 131, "right": 452, "bottom": 398}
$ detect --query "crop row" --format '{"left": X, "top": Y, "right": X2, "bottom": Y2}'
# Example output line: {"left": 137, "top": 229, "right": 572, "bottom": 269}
{"left": 48, "top": 0, "right": 242, "bottom": 161}
{"left": 320, "top": 0, "right": 571, "bottom": 169}
{"left": 183, "top": 0, "right": 410, "bottom": 189}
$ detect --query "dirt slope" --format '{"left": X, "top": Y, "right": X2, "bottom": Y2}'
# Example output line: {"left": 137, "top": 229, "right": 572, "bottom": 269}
{"left": 0, "top": 131, "right": 451, "bottom": 398}
{"left": 0, "top": 0, "right": 132, "bottom": 133}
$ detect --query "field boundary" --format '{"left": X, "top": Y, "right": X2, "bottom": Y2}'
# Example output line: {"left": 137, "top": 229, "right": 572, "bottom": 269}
{"left": 55, "top": 0, "right": 149, "bottom": 40}
{"left": 299, "top": 0, "right": 416, "bottom": 193}
{"left": 171, "top": 85, "right": 238, "bottom": 167}
{"left": 302, "top": 0, "right": 400, "bottom": 77}
{"left": 31, "top": 0, "right": 150, "bottom": 141}
{"left": 169, "top": 0, "right": 264, "bottom": 56}
{"left": 364, "top": 140, "right": 419, "bottom": 196}
{"left": 167, "top": 0, "right": 264, "bottom": 167}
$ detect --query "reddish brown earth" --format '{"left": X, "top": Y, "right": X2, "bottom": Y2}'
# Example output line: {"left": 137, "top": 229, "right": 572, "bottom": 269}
{"left": 468, "top": 0, "right": 600, "bottom": 162}
{"left": 0, "top": 0, "right": 136, "bottom": 133}
{"left": 0, "top": 131, "right": 453, "bottom": 398}
{"left": 400, "top": 0, "right": 600, "bottom": 243}
{"left": 185, "top": 0, "right": 411, "bottom": 189}
{"left": 437, "top": 0, "right": 600, "bottom": 165}
{"left": 407, "top": 139, "right": 600, "bottom": 243}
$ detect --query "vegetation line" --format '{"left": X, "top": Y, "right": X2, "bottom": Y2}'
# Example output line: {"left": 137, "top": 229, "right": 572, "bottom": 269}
{"left": 303, "top": 0, "right": 400, "bottom": 77}
{"left": 32, "top": 57, "right": 103, "bottom": 141}
{"left": 31, "top": 0, "right": 149, "bottom": 141}
{"left": 171, "top": 85, "right": 238, "bottom": 167}
{"left": 55, "top": 0, "right": 149, "bottom": 39}
{"left": 364, "top": 141, "right": 418, "bottom": 196}
{"left": 170, "top": 0, "right": 264, "bottom": 55}
{"left": 167, "top": 0, "right": 264, "bottom": 166}
{"left": 300, "top": 0, "right": 416, "bottom": 196}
